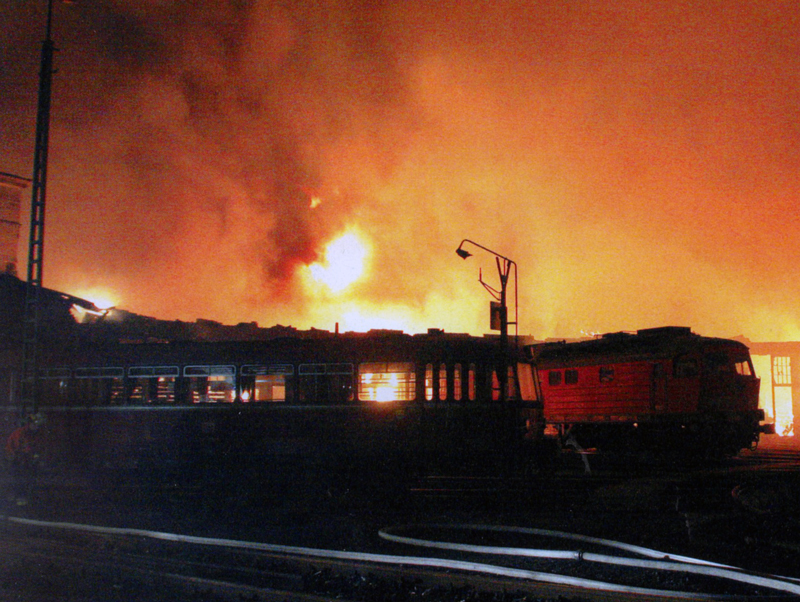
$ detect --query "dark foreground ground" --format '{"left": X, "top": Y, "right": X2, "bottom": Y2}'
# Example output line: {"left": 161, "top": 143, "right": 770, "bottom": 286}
{"left": 2, "top": 435, "right": 800, "bottom": 600}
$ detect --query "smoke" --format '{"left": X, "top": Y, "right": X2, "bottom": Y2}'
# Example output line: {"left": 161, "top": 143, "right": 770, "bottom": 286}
{"left": 2, "top": 1, "right": 800, "bottom": 340}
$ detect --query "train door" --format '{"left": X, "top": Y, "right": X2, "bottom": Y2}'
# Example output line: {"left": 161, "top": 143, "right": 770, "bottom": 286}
{"left": 651, "top": 362, "right": 667, "bottom": 412}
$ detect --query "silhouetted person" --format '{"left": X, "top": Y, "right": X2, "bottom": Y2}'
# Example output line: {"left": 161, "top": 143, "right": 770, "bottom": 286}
{"left": 5, "top": 414, "right": 43, "bottom": 506}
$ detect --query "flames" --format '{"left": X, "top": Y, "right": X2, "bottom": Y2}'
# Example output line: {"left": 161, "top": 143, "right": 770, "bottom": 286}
{"left": 307, "top": 230, "right": 368, "bottom": 294}
{"left": 5, "top": 1, "right": 800, "bottom": 346}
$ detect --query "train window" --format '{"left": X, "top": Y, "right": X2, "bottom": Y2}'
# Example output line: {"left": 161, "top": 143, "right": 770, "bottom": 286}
{"left": 491, "top": 366, "right": 518, "bottom": 400}
{"left": 674, "top": 357, "right": 698, "bottom": 378}
{"left": 517, "top": 363, "right": 537, "bottom": 401}
{"left": 599, "top": 367, "right": 614, "bottom": 382}
{"left": 358, "top": 362, "right": 416, "bottom": 402}
{"left": 548, "top": 370, "right": 562, "bottom": 386}
{"left": 241, "top": 364, "right": 294, "bottom": 402}
{"left": 185, "top": 365, "right": 235, "bottom": 403}
{"left": 425, "top": 364, "right": 433, "bottom": 401}
{"left": 706, "top": 352, "right": 734, "bottom": 373}
{"left": 74, "top": 367, "right": 125, "bottom": 405}
{"left": 299, "top": 363, "right": 353, "bottom": 404}
{"left": 564, "top": 369, "right": 578, "bottom": 385}
{"left": 439, "top": 363, "right": 447, "bottom": 401}
{"left": 37, "top": 367, "right": 71, "bottom": 406}
{"left": 128, "top": 366, "right": 179, "bottom": 404}
{"left": 735, "top": 361, "right": 753, "bottom": 377}
{"left": 454, "top": 363, "right": 463, "bottom": 401}
{"left": 468, "top": 364, "right": 476, "bottom": 401}
{"left": 507, "top": 365, "right": 518, "bottom": 399}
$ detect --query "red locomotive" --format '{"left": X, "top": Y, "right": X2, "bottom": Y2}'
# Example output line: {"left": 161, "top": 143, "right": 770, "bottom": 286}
{"left": 526, "top": 326, "right": 771, "bottom": 456}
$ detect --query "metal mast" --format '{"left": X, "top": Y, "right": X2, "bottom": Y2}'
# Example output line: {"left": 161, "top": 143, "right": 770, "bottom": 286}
{"left": 21, "top": 0, "right": 57, "bottom": 416}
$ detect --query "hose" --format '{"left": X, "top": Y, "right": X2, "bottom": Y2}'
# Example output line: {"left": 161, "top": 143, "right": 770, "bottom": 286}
{"left": 378, "top": 523, "right": 800, "bottom": 596}
{"left": 0, "top": 515, "right": 730, "bottom": 599}
{"left": 5, "top": 515, "right": 800, "bottom": 597}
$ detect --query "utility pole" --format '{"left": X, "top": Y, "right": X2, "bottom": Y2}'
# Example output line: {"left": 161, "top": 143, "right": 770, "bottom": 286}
{"left": 21, "top": 0, "right": 57, "bottom": 416}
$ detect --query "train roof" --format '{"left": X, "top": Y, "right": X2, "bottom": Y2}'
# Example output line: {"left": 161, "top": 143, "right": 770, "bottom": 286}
{"left": 43, "top": 327, "right": 509, "bottom": 368}
{"left": 525, "top": 326, "right": 749, "bottom": 366}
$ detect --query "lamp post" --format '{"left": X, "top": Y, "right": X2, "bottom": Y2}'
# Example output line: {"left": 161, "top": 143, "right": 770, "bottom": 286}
{"left": 21, "top": 0, "right": 60, "bottom": 416}
{"left": 455, "top": 239, "right": 518, "bottom": 403}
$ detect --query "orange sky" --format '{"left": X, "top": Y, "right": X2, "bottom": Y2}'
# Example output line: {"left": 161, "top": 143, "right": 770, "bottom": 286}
{"left": 2, "top": 1, "right": 799, "bottom": 340}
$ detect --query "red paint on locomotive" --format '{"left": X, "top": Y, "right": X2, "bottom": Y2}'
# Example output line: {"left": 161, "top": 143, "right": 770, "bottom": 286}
{"left": 526, "top": 326, "right": 767, "bottom": 454}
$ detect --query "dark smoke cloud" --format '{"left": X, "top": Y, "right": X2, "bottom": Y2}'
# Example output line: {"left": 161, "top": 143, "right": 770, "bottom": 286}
{"left": 3, "top": 1, "right": 800, "bottom": 339}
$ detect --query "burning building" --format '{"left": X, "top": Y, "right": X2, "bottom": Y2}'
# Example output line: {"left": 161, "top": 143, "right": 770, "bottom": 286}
{"left": 746, "top": 341, "right": 799, "bottom": 439}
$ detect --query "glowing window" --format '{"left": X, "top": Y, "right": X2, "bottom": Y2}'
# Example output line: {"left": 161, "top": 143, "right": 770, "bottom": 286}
{"left": 128, "top": 366, "right": 179, "bottom": 404}
{"left": 241, "top": 364, "right": 294, "bottom": 403}
{"left": 468, "top": 363, "right": 476, "bottom": 401}
{"left": 735, "top": 361, "right": 753, "bottom": 377}
{"left": 439, "top": 363, "right": 447, "bottom": 401}
{"left": 185, "top": 365, "right": 235, "bottom": 403}
{"left": 454, "top": 363, "right": 463, "bottom": 401}
{"left": 507, "top": 365, "right": 518, "bottom": 399}
{"left": 358, "top": 362, "right": 416, "bottom": 402}
{"left": 517, "top": 363, "right": 537, "bottom": 401}
{"left": 425, "top": 363, "right": 433, "bottom": 401}
{"left": 774, "top": 357, "right": 791, "bottom": 385}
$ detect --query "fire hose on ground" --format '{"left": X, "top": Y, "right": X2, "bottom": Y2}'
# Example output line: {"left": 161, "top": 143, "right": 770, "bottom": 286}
{"left": 3, "top": 515, "right": 800, "bottom": 598}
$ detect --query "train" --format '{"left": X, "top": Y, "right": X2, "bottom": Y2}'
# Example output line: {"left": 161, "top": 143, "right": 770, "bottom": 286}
{"left": 1, "top": 318, "right": 771, "bottom": 493}
{"left": 526, "top": 326, "right": 770, "bottom": 457}
{"left": 1, "top": 328, "right": 541, "bottom": 494}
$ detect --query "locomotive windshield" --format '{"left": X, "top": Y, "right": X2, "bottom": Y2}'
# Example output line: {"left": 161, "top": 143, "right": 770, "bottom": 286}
{"left": 704, "top": 349, "right": 756, "bottom": 377}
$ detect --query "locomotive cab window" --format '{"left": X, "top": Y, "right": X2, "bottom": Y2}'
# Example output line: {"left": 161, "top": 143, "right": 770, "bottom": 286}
{"left": 735, "top": 360, "right": 754, "bottom": 377}
{"left": 548, "top": 370, "right": 562, "bottom": 386}
{"left": 706, "top": 352, "right": 734, "bottom": 373}
{"left": 185, "top": 365, "right": 235, "bottom": 403}
{"left": 241, "top": 364, "right": 294, "bottom": 403}
{"left": 358, "top": 362, "right": 415, "bottom": 402}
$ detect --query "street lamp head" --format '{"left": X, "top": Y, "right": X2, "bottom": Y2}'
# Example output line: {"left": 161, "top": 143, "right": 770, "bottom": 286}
{"left": 455, "top": 247, "right": 472, "bottom": 260}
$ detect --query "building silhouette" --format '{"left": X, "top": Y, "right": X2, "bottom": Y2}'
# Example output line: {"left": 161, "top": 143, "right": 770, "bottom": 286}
{"left": 0, "top": 172, "right": 29, "bottom": 277}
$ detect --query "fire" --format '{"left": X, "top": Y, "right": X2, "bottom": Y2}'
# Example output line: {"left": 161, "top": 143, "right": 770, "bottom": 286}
{"left": 72, "top": 289, "right": 117, "bottom": 310}
{"left": 308, "top": 231, "right": 368, "bottom": 293}
{"left": 361, "top": 371, "right": 400, "bottom": 403}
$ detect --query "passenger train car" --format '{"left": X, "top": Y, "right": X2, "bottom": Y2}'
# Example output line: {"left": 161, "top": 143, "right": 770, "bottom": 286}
{"left": 0, "top": 329, "right": 541, "bottom": 492}
{"left": 525, "top": 326, "right": 769, "bottom": 456}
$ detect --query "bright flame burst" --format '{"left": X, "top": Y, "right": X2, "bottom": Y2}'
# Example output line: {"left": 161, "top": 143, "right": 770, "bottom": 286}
{"left": 73, "top": 289, "right": 118, "bottom": 310}
{"left": 308, "top": 231, "right": 368, "bottom": 293}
